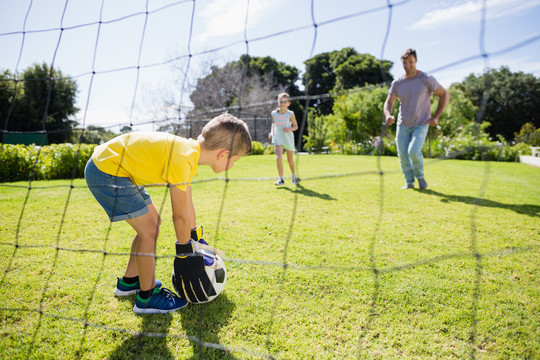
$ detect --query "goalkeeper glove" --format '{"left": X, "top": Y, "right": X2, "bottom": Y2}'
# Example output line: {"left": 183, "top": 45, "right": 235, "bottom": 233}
{"left": 172, "top": 240, "right": 216, "bottom": 303}
{"left": 191, "top": 225, "right": 225, "bottom": 258}
{"left": 191, "top": 225, "right": 209, "bottom": 246}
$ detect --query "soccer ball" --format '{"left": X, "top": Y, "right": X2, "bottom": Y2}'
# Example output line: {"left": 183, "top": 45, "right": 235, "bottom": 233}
{"left": 172, "top": 247, "right": 227, "bottom": 304}
{"left": 198, "top": 248, "right": 227, "bottom": 303}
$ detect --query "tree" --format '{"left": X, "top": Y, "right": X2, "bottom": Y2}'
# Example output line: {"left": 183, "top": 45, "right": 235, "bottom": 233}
{"left": 434, "top": 85, "right": 478, "bottom": 137}
{"left": 185, "top": 55, "right": 301, "bottom": 144}
{"left": 188, "top": 55, "right": 300, "bottom": 118}
{"left": 456, "top": 66, "right": 540, "bottom": 141}
{"left": 303, "top": 48, "right": 393, "bottom": 115}
{"left": 69, "top": 125, "right": 117, "bottom": 145}
{"left": 1, "top": 63, "right": 78, "bottom": 143}
{"left": 514, "top": 122, "right": 540, "bottom": 146}
{"left": 304, "top": 85, "right": 390, "bottom": 151}
{"left": 332, "top": 85, "right": 388, "bottom": 143}
{"left": 1, "top": 70, "right": 25, "bottom": 130}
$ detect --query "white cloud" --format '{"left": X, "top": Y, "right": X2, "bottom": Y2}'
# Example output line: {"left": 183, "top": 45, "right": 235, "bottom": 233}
{"left": 196, "top": 0, "right": 287, "bottom": 41}
{"left": 410, "top": 0, "right": 540, "bottom": 30}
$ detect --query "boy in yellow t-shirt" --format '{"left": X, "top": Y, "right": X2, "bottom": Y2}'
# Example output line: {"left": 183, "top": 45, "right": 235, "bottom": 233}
{"left": 84, "top": 113, "right": 252, "bottom": 314}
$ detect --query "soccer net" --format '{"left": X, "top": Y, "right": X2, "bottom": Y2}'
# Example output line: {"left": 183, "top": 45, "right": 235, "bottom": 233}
{"left": 0, "top": 1, "right": 538, "bottom": 358}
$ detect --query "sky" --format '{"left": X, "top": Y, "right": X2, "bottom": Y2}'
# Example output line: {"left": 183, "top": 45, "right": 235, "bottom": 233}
{"left": 0, "top": 0, "right": 539, "bottom": 132}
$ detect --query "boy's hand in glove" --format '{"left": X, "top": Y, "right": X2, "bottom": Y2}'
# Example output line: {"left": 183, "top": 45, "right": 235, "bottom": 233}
{"left": 190, "top": 225, "right": 225, "bottom": 258}
{"left": 172, "top": 240, "right": 216, "bottom": 303}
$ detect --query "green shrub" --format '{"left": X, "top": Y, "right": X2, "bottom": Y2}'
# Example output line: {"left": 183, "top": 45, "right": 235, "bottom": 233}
{"left": 0, "top": 144, "right": 34, "bottom": 182}
{"left": 250, "top": 141, "right": 274, "bottom": 155}
{"left": 0, "top": 143, "right": 96, "bottom": 182}
{"left": 427, "top": 134, "right": 528, "bottom": 162}
{"left": 251, "top": 141, "right": 265, "bottom": 155}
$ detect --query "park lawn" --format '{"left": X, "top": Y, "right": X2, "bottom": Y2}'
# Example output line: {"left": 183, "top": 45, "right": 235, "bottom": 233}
{"left": 0, "top": 154, "right": 538, "bottom": 359}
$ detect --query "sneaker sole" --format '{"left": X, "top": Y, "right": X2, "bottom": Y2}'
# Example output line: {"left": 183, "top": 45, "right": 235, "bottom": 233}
{"left": 114, "top": 280, "right": 163, "bottom": 297}
{"left": 133, "top": 302, "right": 188, "bottom": 314}
{"left": 114, "top": 288, "right": 139, "bottom": 297}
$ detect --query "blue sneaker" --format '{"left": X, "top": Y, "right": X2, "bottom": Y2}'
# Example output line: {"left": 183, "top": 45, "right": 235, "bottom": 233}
{"left": 133, "top": 287, "right": 188, "bottom": 314}
{"left": 114, "top": 277, "right": 163, "bottom": 296}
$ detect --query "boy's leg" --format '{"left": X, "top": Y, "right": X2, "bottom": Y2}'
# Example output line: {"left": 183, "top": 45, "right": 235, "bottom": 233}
{"left": 125, "top": 207, "right": 160, "bottom": 292}
{"left": 124, "top": 203, "right": 161, "bottom": 280}
{"left": 275, "top": 145, "right": 284, "bottom": 177}
{"left": 126, "top": 205, "right": 187, "bottom": 314}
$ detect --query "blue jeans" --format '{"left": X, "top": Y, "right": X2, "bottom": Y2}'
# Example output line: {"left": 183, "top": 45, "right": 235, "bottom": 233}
{"left": 84, "top": 159, "right": 152, "bottom": 222}
{"left": 396, "top": 124, "right": 429, "bottom": 184}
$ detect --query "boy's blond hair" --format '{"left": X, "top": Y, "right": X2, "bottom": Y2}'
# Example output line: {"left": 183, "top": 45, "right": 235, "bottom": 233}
{"left": 198, "top": 113, "right": 252, "bottom": 156}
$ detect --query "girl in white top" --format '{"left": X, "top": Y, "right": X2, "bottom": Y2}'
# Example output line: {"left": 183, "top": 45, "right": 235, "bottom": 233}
{"left": 269, "top": 92, "right": 300, "bottom": 185}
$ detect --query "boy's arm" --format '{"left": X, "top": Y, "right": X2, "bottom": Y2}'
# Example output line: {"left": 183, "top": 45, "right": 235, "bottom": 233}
{"left": 171, "top": 185, "right": 218, "bottom": 303}
{"left": 170, "top": 185, "right": 191, "bottom": 244}
{"left": 185, "top": 185, "right": 196, "bottom": 230}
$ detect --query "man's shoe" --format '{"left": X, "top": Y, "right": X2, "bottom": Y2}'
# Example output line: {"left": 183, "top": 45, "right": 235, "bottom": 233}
{"left": 114, "top": 277, "right": 163, "bottom": 296}
{"left": 401, "top": 183, "right": 415, "bottom": 189}
{"left": 133, "top": 287, "right": 188, "bottom": 314}
{"left": 274, "top": 177, "right": 285, "bottom": 185}
{"left": 418, "top": 178, "right": 428, "bottom": 190}
{"left": 292, "top": 175, "right": 300, "bottom": 185}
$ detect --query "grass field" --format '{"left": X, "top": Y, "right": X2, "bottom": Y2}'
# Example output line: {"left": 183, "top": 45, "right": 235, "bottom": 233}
{"left": 0, "top": 154, "right": 539, "bottom": 359}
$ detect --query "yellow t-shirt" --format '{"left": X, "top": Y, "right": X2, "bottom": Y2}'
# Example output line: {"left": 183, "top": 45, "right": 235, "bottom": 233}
{"left": 91, "top": 131, "right": 200, "bottom": 191}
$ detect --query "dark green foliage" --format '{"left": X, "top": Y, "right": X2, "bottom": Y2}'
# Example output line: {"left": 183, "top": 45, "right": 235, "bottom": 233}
{"left": 456, "top": 66, "right": 540, "bottom": 141}
{"left": 303, "top": 48, "right": 393, "bottom": 115}
{"left": 0, "top": 64, "right": 79, "bottom": 143}
{"left": 514, "top": 122, "right": 540, "bottom": 146}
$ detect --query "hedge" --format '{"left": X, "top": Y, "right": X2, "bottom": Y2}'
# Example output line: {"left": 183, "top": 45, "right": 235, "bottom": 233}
{"left": 0, "top": 143, "right": 96, "bottom": 182}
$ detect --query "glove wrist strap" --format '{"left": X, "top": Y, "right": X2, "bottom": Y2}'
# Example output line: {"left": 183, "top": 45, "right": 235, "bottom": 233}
{"left": 175, "top": 239, "right": 196, "bottom": 254}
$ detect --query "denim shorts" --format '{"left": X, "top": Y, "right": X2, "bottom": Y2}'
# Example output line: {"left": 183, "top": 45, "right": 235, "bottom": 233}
{"left": 84, "top": 158, "right": 152, "bottom": 222}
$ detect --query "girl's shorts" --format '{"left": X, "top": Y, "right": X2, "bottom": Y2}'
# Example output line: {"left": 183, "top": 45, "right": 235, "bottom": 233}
{"left": 84, "top": 158, "right": 152, "bottom": 222}
{"left": 272, "top": 130, "right": 295, "bottom": 151}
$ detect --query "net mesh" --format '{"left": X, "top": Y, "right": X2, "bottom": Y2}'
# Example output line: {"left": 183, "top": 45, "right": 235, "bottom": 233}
{"left": 0, "top": 1, "right": 538, "bottom": 358}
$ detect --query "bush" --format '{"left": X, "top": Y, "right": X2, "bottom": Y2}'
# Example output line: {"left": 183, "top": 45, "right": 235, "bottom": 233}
{"left": 0, "top": 144, "right": 35, "bottom": 182}
{"left": 250, "top": 141, "right": 274, "bottom": 155}
{"left": 251, "top": 141, "right": 265, "bottom": 155}
{"left": 0, "top": 143, "right": 96, "bottom": 182}
{"left": 427, "top": 134, "right": 528, "bottom": 162}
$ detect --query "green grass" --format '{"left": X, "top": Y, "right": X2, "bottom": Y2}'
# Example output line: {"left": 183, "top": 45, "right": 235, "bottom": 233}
{"left": 0, "top": 154, "right": 539, "bottom": 359}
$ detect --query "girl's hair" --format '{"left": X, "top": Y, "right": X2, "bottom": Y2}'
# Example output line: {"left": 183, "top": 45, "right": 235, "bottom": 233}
{"left": 278, "top": 92, "right": 290, "bottom": 100}
{"left": 198, "top": 113, "right": 252, "bottom": 156}
{"left": 275, "top": 92, "right": 290, "bottom": 112}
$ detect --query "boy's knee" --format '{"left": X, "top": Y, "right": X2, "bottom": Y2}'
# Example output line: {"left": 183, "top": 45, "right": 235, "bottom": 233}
{"left": 139, "top": 225, "right": 160, "bottom": 242}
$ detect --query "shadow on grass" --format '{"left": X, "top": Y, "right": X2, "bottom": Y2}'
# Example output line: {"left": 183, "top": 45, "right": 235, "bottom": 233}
{"left": 421, "top": 189, "right": 540, "bottom": 217}
{"left": 179, "top": 292, "right": 239, "bottom": 359}
{"left": 277, "top": 184, "right": 337, "bottom": 201}
{"left": 108, "top": 308, "right": 175, "bottom": 360}
{"left": 108, "top": 293, "right": 238, "bottom": 359}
